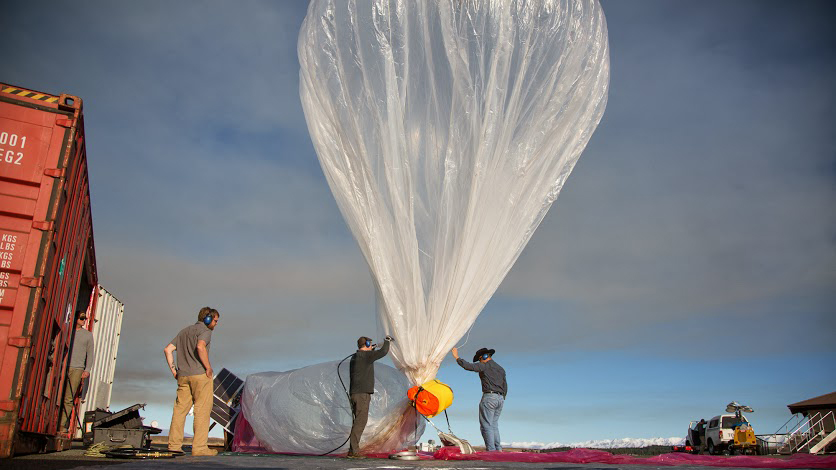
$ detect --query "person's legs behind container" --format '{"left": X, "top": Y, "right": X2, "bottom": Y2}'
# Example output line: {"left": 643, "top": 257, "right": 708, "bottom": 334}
{"left": 60, "top": 368, "right": 84, "bottom": 431}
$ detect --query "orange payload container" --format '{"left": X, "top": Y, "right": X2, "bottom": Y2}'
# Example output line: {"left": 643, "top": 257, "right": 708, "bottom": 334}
{"left": 408, "top": 379, "right": 454, "bottom": 418}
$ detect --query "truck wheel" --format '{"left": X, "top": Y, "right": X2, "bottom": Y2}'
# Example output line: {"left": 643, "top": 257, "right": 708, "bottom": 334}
{"left": 728, "top": 447, "right": 735, "bottom": 456}
{"left": 707, "top": 440, "right": 715, "bottom": 455}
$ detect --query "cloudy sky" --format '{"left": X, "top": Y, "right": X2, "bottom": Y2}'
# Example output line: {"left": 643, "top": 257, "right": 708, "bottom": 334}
{"left": 3, "top": 0, "right": 834, "bottom": 447}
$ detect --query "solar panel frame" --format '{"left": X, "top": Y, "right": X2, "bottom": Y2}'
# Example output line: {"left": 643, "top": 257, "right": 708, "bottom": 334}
{"left": 211, "top": 368, "right": 244, "bottom": 432}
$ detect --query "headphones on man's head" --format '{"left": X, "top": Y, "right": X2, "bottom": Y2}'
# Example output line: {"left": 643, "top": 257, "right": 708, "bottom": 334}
{"left": 365, "top": 339, "right": 372, "bottom": 348}
{"left": 203, "top": 313, "right": 213, "bottom": 325}
{"left": 481, "top": 353, "right": 490, "bottom": 360}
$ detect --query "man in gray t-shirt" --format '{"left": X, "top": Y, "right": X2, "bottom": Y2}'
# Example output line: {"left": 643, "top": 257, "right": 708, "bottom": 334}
{"left": 163, "top": 307, "right": 220, "bottom": 456}
{"left": 60, "top": 310, "right": 95, "bottom": 431}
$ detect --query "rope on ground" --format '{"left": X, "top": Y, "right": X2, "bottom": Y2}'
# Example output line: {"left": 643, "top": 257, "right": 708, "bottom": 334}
{"left": 84, "top": 442, "right": 132, "bottom": 457}
{"left": 104, "top": 448, "right": 182, "bottom": 459}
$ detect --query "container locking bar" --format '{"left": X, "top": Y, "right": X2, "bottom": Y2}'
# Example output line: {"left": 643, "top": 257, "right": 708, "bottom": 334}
{"left": 0, "top": 401, "right": 17, "bottom": 412}
{"left": 8, "top": 337, "right": 31, "bottom": 348}
{"left": 19, "top": 277, "right": 43, "bottom": 288}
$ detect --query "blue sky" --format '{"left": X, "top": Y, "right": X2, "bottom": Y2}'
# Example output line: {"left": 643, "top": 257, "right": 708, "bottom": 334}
{"left": 3, "top": 0, "right": 834, "bottom": 446}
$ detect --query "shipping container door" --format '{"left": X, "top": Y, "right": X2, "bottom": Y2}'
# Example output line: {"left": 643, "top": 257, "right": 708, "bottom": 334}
{"left": 0, "top": 86, "right": 97, "bottom": 455}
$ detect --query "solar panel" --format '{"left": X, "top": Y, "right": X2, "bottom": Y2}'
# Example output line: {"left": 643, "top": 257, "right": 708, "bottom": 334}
{"left": 211, "top": 368, "right": 244, "bottom": 432}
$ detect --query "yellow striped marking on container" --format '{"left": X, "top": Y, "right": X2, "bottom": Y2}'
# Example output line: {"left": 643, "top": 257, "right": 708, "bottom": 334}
{"left": 2, "top": 86, "right": 59, "bottom": 103}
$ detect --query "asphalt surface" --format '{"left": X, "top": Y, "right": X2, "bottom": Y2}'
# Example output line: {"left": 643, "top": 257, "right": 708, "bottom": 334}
{"left": 2, "top": 447, "right": 781, "bottom": 470}
{"left": 0, "top": 456, "right": 777, "bottom": 470}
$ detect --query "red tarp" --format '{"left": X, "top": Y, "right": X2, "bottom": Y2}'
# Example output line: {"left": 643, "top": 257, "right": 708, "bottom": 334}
{"left": 433, "top": 446, "right": 836, "bottom": 468}
{"left": 233, "top": 415, "right": 836, "bottom": 468}
{"left": 231, "top": 415, "right": 266, "bottom": 453}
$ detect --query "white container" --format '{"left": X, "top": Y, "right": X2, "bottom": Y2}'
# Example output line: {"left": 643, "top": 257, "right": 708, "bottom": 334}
{"left": 76, "top": 286, "right": 124, "bottom": 437}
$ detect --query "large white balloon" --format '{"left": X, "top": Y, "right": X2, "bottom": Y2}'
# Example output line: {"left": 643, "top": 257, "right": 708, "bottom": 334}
{"left": 241, "top": 362, "right": 423, "bottom": 454}
{"left": 299, "top": 0, "right": 610, "bottom": 385}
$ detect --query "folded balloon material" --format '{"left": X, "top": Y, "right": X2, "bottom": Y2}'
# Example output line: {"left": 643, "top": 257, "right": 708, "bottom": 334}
{"left": 299, "top": 0, "right": 610, "bottom": 385}
{"left": 408, "top": 379, "right": 453, "bottom": 418}
{"left": 240, "top": 361, "right": 424, "bottom": 455}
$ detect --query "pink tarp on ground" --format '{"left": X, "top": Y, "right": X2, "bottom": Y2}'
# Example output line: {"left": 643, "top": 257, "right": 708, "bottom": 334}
{"left": 235, "top": 414, "right": 836, "bottom": 468}
{"left": 433, "top": 446, "right": 836, "bottom": 468}
{"left": 231, "top": 415, "right": 267, "bottom": 453}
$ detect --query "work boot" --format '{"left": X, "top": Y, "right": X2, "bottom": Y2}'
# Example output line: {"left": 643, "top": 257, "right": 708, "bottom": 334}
{"left": 191, "top": 447, "right": 218, "bottom": 456}
{"left": 346, "top": 453, "right": 366, "bottom": 459}
{"left": 167, "top": 446, "right": 182, "bottom": 452}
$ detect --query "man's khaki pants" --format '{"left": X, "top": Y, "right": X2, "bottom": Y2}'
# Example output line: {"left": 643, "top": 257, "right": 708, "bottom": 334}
{"left": 168, "top": 374, "right": 213, "bottom": 451}
{"left": 60, "top": 367, "right": 84, "bottom": 430}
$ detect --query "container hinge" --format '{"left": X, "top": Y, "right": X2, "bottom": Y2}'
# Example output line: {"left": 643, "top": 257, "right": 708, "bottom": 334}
{"left": 0, "top": 400, "right": 17, "bottom": 412}
{"left": 56, "top": 118, "right": 74, "bottom": 128}
{"left": 32, "top": 221, "right": 54, "bottom": 231}
{"left": 8, "top": 336, "right": 31, "bottom": 348}
{"left": 44, "top": 168, "right": 65, "bottom": 178}
{"left": 20, "top": 277, "right": 43, "bottom": 288}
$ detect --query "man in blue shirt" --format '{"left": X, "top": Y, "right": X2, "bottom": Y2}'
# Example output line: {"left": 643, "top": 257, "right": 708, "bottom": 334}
{"left": 452, "top": 347, "right": 507, "bottom": 452}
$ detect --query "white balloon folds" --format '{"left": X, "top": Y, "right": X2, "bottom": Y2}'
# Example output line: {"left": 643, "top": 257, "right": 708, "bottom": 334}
{"left": 241, "top": 362, "right": 423, "bottom": 454}
{"left": 299, "top": 0, "right": 610, "bottom": 385}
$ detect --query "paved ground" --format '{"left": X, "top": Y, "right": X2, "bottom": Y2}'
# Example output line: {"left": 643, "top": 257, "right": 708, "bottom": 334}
{"left": 3, "top": 446, "right": 778, "bottom": 470}
{"left": 1, "top": 455, "right": 774, "bottom": 470}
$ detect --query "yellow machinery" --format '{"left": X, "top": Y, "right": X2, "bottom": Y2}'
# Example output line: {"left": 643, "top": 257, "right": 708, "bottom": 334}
{"left": 727, "top": 402, "right": 759, "bottom": 455}
{"left": 733, "top": 423, "right": 757, "bottom": 453}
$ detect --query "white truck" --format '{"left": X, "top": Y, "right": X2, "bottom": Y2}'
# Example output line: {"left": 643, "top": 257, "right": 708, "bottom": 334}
{"left": 704, "top": 413, "right": 754, "bottom": 455}
{"left": 683, "top": 402, "right": 758, "bottom": 455}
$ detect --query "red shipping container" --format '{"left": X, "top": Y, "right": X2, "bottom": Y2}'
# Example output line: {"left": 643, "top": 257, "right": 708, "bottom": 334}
{"left": 0, "top": 83, "right": 98, "bottom": 457}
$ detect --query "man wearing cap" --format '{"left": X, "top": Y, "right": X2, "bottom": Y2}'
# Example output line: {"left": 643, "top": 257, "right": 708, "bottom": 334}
{"left": 452, "top": 346, "right": 507, "bottom": 452}
{"left": 163, "top": 307, "right": 220, "bottom": 457}
{"left": 60, "top": 310, "right": 95, "bottom": 432}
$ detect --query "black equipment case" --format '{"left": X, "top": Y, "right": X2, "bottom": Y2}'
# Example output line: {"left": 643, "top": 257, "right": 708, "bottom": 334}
{"left": 90, "top": 404, "right": 161, "bottom": 448}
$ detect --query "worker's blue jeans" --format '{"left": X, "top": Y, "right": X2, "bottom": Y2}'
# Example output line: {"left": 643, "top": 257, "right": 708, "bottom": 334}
{"left": 479, "top": 393, "right": 504, "bottom": 451}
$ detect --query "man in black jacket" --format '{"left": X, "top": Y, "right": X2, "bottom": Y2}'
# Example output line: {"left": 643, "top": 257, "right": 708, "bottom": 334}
{"left": 347, "top": 335, "right": 392, "bottom": 458}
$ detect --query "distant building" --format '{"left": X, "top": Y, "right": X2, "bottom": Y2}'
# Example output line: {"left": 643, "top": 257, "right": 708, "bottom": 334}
{"left": 786, "top": 391, "right": 836, "bottom": 453}
{"left": 418, "top": 439, "right": 439, "bottom": 452}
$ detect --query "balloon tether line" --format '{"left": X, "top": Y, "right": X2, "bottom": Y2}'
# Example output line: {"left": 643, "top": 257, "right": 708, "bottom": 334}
{"left": 456, "top": 322, "right": 476, "bottom": 349}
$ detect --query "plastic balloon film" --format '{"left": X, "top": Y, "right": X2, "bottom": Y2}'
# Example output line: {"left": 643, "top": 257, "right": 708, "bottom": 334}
{"left": 240, "top": 361, "right": 424, "bottom": 454}
{"left": 299, "top": 0, "right": 610, "bottom": 384}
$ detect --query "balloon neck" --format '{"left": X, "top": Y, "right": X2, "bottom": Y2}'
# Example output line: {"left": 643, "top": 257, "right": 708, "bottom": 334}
{"left": 401, "top": 361, "right": 443, "bottom": 386}
{"left": 360, "top": 402, "right": 422, "bottom": 453}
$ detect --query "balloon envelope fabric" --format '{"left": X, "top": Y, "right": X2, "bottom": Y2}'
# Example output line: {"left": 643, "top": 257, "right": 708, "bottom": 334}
{"left": 298, "top": 0, "right": 610, "bottom": 385}
{"left": 240, "top": 361, "right": 424, "bottom": 454}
